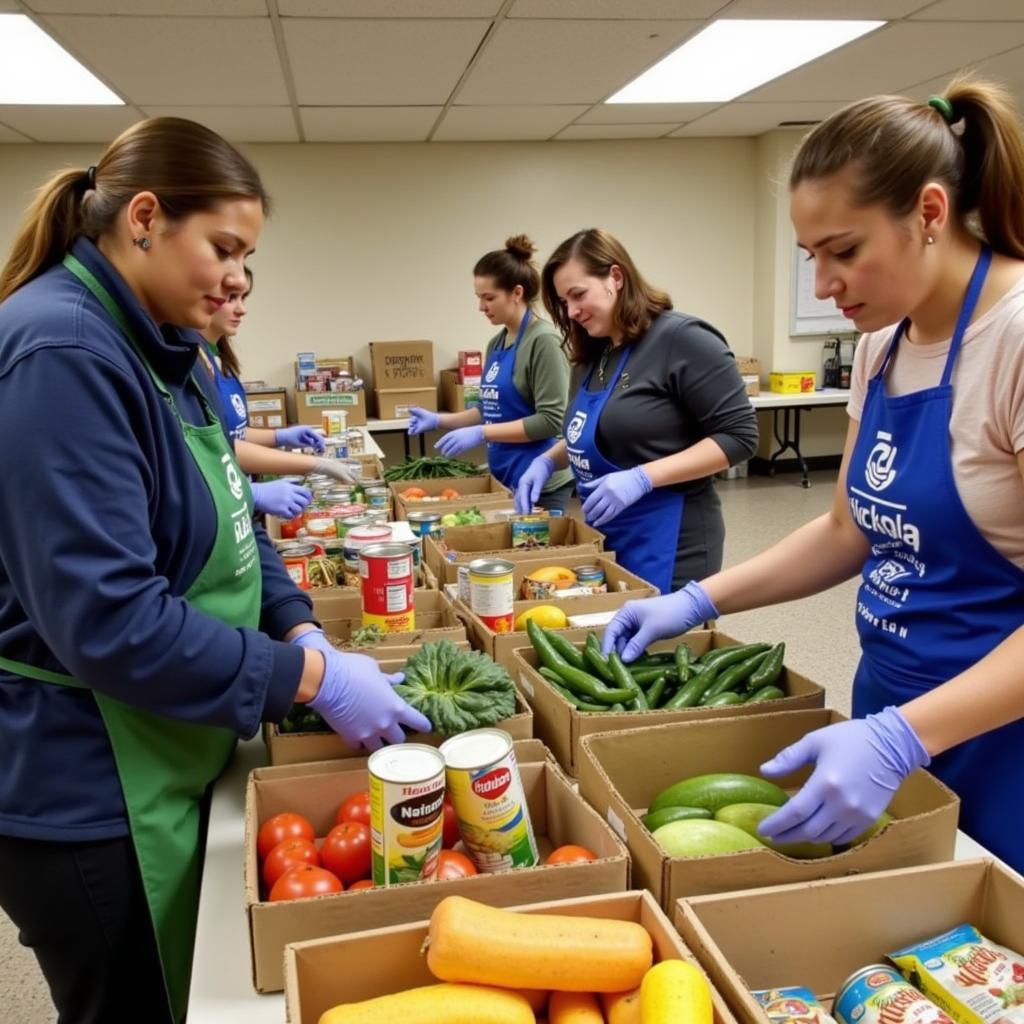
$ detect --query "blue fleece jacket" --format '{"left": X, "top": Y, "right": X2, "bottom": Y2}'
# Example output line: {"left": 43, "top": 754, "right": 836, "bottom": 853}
{"left": 0, "top": 237, "right": 312, "bottom": 841}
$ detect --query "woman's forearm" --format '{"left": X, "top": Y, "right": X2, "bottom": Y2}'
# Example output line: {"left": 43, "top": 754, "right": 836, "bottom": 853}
{"left": 245, "top": 426, "right": 278, "bottom": 447}
{"left": 483, "top": 419, "right": 531, "bottom": 443}
{"left": 544, "top": 440, "right": 569, "bottom": 470}
{"left": 236, "top": 439, "right": 316, "bottom": 476}
{"left": 439, "top": 409, "right": 483, "bottom": 430}
{"left": 642, "top": 437, "right": 730, "bottom": 487}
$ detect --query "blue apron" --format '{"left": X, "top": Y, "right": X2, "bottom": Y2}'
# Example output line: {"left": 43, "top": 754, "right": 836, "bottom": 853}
{"left": 199, "top": 340, "right": 248, "bottom": 442}
{"left": 848, "top": 246, "right": 1024, "bottom": 869}
{"left": 565, "top": 345, "right": 683, "bottom": 595}
{"left": 481, "top": 310, "right": 557, "bottom": 491}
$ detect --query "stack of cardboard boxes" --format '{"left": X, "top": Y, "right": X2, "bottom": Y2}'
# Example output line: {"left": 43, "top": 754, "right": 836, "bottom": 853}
{"left": 369, "top": 340, "right": 437, "bottom": 419}
{"left": 291, "top": 354, "right": 368, "bottom": 426}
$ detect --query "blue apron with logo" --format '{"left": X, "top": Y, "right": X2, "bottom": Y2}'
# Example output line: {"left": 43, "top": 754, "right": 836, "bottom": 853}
{"left": 199, "top": 340, "right": 248, "bottom": 442}
{"left": 847, "top": 246, "right": 1024, "bottom": 869}
{"left": 481, "top": 310, "right": 558, "bottom": 491}
{"left": 565, "top": 346, "right": 683, "bottom": 595}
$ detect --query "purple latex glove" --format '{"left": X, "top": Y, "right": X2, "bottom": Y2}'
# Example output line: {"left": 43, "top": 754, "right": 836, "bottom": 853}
{"left": 407, "top": 407, "right": 440, "bottom": 435}
{"left": 306, "top": 648, "right": 432, "bottom": 751}
{"left": 578, "top": 466, "right": 653, "bottom": 528}
{"left": 290, "top": 627, "right": 334, "bottom": 658}
{"left": 276, "top": 425, "right": 325, "bottom": 453}
{"left": 602, "top": 581, "right": 718, "bottom": 662}
{"left": 515, "top": 454, "right": 555, "bottom": 513}
{"left": 435, "top": 424, "right": 485, "bottom": 458}
{"left": 757, "top": 706, "right": 930, "bottom": 847}
{"left": 251, "top": 479, "right": 312, "bottom": 518}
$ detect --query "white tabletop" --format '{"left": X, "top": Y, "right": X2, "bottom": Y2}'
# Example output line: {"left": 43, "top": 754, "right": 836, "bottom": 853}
{"left": 351, "top": 426, "right": 384, "bottom": 460}
{"left": 750, "top": 389, "right": 850, "bottom": 410}
{"left": 364, "top": 416, "right": 413, "bottom": 432}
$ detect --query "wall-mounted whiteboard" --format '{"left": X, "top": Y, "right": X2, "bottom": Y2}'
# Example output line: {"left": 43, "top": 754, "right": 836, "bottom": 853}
{"left": 790, "top": 243, "right": 854, "bottom": 336}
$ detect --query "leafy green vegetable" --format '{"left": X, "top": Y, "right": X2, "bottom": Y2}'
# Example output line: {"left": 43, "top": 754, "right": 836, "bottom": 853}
{"left": 394, "top": 640, "right": 516, "bottom": 736}
{"left": 383, "top": 457, "right": 485, "bottom": 482}
{"left": 349, "top": 623, "right": 386, "bottom": 646}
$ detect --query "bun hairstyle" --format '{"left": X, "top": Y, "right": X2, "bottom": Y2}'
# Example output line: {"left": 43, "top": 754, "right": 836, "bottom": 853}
{"left": 474, "top": 234, "right": 540, "bottom": 302}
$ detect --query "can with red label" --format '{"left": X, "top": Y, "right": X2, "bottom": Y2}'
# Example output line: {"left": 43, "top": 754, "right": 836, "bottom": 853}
{"left": 468, "top": 558, "right": 515, "bottom": 633}
{"left": 280, "top": 542, "right": 317, "bottom": 590}
{"left": 359, "top": 542, "right": 415, "bottom": 631}
{"left": 343, "top": 524, "right": 392, "bottom": 586}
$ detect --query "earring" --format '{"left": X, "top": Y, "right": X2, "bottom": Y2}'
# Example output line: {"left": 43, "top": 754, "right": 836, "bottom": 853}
{"left": 926, "top": 235, "right": 935, "bottom": 245}
{"left": 133, "top": 237, "right": 151, "bottom": 251}
{"left": 606, "top": 288, "right": 613, "bottom": 299}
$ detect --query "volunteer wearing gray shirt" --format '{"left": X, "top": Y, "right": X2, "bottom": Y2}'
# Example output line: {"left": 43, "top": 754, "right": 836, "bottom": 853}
{"left": 408, "top": 235, "right": 574, "bottom": 511}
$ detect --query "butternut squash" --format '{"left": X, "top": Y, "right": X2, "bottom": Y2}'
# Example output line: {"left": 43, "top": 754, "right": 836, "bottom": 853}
{"left": 317, "top": 981, "right": 533, "bottom": 1024}
{"left": 425, "top": 895, "right": 653, "bottom": 993}
{"left": 549, "top": 990, "right": 603, "bottom": 1023}
{"left": 639, "top": 960, "right": 713, "bottom": 1024}
{"left": 601, "top": 986, "right": 642, "bottom": 1024}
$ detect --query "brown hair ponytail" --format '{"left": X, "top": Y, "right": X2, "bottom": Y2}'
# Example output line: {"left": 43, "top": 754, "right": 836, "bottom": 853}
{"left": 473, "top": 234, "right": 541, "bottom": 303}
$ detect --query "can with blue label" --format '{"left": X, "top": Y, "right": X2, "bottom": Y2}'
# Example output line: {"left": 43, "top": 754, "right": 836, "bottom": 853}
{"left": 753, "top": 987, "right": 838, "bottom": 1024}
{"left": 834, "top": 965, "right": 954, "bottom": 1024}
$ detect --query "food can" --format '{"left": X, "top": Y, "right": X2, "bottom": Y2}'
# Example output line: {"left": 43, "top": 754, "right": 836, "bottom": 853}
{"left": 305, "top": 473, "right": 331, "bottom": 487}
{"left": 439, "top": 728, "right": 538, "bottom": 873}
{"left": 280, "top": 542, "right": 317, "bottom": 590}
{"left": 335, "top": 513, "right": 370, "bottom": 539}
{"left": 359, "top": 542, "right": 415, "bottom": 631}
{"left": 511, "top": 511, "right": 550, "bottom": 549}
{"left": 324, "top": 487, "right": 354, "bottom": 504}
{"left": 457, "top": 564, "right": 471, "bottom": 604}
{"left": 324, "top": 436, "right": 349, "bottom": 459}
{"left": 368, "top": 744, "right": 445, "bottom": 887}
{"left": 363, "top": 509, "right": 390, "bottom": 526}
{"left": 343, "top": 524, "right": 393, "bottom": 586}
{"left": 340, "top": 458, "right": 364, "bottom": 482}
{"left": 279, "top": 511, "right": 304, "bottom": 540}
{"left": 404, "top": 538, "right": 423, "bottom": 586}
{"left": 406, "top": 511, "right": 442, "bottom": 538}
{"left": 575, "top": 565, "right": 606, "bottom": 587}
{"left": 304, "top": 514, "right": 338, "bottom": 541}
{"left": 753, "top": 988, "right": 840, "bottom": 1024}
{"left": 346, "top": 428, "right": 365, "bottom": 455}
{"left": 322, "top": 537, "right": 346, "bottom": 574}
{"left": 321, "top": 410, "right": 348, "bottom": 436}
{"left": 365, "top": 486, "right": 390, "bottom": 510}
{"left": 468, "top": 558, "right": 515, "bottom": 633}
{"left": 835, "top": 965, "right": 955, "bottom": 1024}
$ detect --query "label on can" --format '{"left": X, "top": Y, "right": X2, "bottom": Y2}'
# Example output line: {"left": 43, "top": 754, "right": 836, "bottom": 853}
{"left": 322, "top": 410, "right": 348, "bottom": 436}
{"left": 407, "top": 512, "right": 442, "bottom": 538}
{"left": 835, "top": 965, "right": 955, "bottom": 1024}
{"left": 439, "top": 729, "right": 538, "bottom": 873}
{"left": 281, "top": 543, "right": 317, "bottom": 590}
{"left": 511, "top": 512, "right": 550, "bottom": 549}
{"left": 360, "top": 542, "right": 415, "bottom": 631}
{"left": 753, "top": 988, "right": 840, "bottom": 1024}
{"left": 468, "top": 558, "right": 515, "bottom": 633}
{"left": 457, "top": 564, "right": 471, "bottom": 604}
{"left": 368, "top": 744, "right": 445, "bottom": 886}
{"left": 365, "top": 486, "right": 390, "bottom": 510}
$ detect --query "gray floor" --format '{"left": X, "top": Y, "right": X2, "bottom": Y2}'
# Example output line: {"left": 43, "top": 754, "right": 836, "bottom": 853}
{"left": 0, "top": 468, "right": 860, "bottom": 1024}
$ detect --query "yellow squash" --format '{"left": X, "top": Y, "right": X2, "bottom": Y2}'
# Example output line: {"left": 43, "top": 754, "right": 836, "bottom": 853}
{"left": 639, "top": 960, "right": 713, "bottom": 1024}
{"left": 514, "top": 605, "right": 568, "bottom": 631}
{"left": 317, "top": 982, "right": 533, "bottom": 1024}
{"left": 601, "top": 987, "right": 642, "bottom": 1024}
{"left": 549, "top": 990, "right": 603, "bottom": 1023}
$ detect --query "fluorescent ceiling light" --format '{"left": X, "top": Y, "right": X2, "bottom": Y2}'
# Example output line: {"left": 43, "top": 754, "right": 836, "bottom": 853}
{"left": 607, "top": 19, "right": 883, "bottom": 104}
{"left": 0, "top": 14, "right": 122, "bottom": 104}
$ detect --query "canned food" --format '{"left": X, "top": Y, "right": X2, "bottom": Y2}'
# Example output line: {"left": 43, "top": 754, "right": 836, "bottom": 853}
{"left": 835, "top": 965, "right": 954, "bottom": 1024}
{"left": 457, "top": 564, "right": 471, "bottom": 604}
{"left": 363, "top": 509, "right": 390, "bottom": 526}
{"left": 368, "top": 744, "right": 445, "bottom": 887}
{"left": 323, "top": 437, "right": 349, "bottom": 460}
{"left": 365, "top": 486, "right": 390, "bottom": 510}
{"left": 406, "top": 511, "right": 442, "bottom": 538}
{"left": 305, "top": 473, "right": 331, "bottom": 486}
{"left": 324, "top": 488, "right": 354, "bottom": 504}
{"left": 511, "top": 511, "right": 550, "bottom": 549}
{"left": 336, "top": 513, "right": 370, "bottom": 539}
{"left": 346, "top": 428, "right": 365, "bottom": 455}
{"left": 322, "top": 410, "right": 348, "bottom": 436}
{"left": 575, "top": 565, "right": 606, "bottom": 586}
{"left": 343, "top": 524, "right": 393, "bottom": 586}
{"left": 322, "top": 537, "right": 346, "bottom": 573}
{"left": 279, "top": 511, "right": 304, "bottom": 540}
{"left": 305, "top": 515, "right": 338, "bottom": 541}
{"left": 360, "top": 542, "right": 415, "bottom": 632}
{"left": 405, "top": 538, "right": 423, "bottom": 586}
{"left": 280, "top": 542, "right": 317, "bottom": 590}
{"left": 468, "top": 558, "right": 515, "bottom": 633}
{"left": 753, "top": 988, "right": 839, "bottom": 1024}
{"left": 339, "top": 458, "right": 364, "bottom": 481}
{"left": 439, "top": 728, "right": 538, "bottom": 873}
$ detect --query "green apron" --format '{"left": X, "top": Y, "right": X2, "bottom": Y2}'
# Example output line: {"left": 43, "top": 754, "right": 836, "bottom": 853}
{"left": 0, "top": 253, "right": 263, "bottom": 1022}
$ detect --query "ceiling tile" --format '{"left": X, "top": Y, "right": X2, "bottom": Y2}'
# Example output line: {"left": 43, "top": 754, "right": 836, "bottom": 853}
{"left": 457, "top": 18, "right": 703, "bottom": 105}
{"left": 905, "top": 44, "right": 1024, "bottom": 98}
{"left": 0, "top": 122, "right": 30, "bottom": 142}
{"left": 742, "top": 21, "right": 1024, "bottom": 102}
{"left": 578, "top": 101, "right": 718, "bottom": 124}
{"left": 30, "top": 0, "right": 265, "bottom": 13}
{"left": 720, "top": 0, "right": 926, "bottom": 15}
{"left": 44, "top": 16, "right": 289, "bottom": 105}
{"left": 0, "top": 0, "right": 22, "bottom": 10}
{"left": 508, "top": 0, "right": 722, "bottom": 17}
{"left": 280, "top": 0, "right": 501, "bottom": 14}
{"left": 0, "top": 104, "right": 142, "bottom": 142}
{"left": 301, "top": 106, "right": 441, "bottom": 141}
{"left": 284, "top": 18, "right": 489, "bottom": 105}
{"left": 433, "top": 104, "right": 588, "bottom": 140}
{"left": 140, "top": 106, "right": 299, "bottom": 142}
{"left": 669, "top": 100, "right": 845, "bottom": 137}
{"left": 556, "top": 122, "right": 681, "bottom": 139}
{"left": 909, "top": 0, "right": 1024, "bottom": 19}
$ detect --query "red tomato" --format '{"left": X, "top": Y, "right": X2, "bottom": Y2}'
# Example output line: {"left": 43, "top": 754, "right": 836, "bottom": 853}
{"left": 442, "top": 798, "right": 460, "bottom": 848}
{"left": 336, "top": 790, "right": 371, "bottom": 828}
{"left": 262, "top": 838, "right": 319, "bottom": 889}
{"left": 347, "top": 878, "right": 374, "bottom": 891}
{"left": 320, "top": 822, "right": 371, "bottom": 885}
{"left": 268, "top": 864, "right": 343, "bottom": 902}
{"left": 545, "top": 844, "right": 597, "bottom": 865}
{"left": 257, "top": 811, "right": 315, "bottom": 861}
{"left": 436, "top": 849, "right": 478, "bottom": 880}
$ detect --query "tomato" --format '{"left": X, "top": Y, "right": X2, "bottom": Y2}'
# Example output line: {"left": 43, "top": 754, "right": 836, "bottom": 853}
{"left": 435, "top": 849, "right": 477, "bottom": 880}
{"left": 262, "top": 838, "right": 320, "bottom": 889}
{"left": 257, "top": 811, "right": 315, "bottom": 861}
{"left": 336, "top": 790, "right": 371, "bottom": 828}
{"left": 268, "top": 864, "right": 343, "bottom": 902}
{"left": 442, "top": 798, "right": 460, "bottom": 848}
{"left": 320, "top": 821, "right": 371, "bottom": 885}
{"left": 347, "top": 878, "right": 374, "bottom": 891}
{"left": 545, "top": 844, "right": 597, "bottom": 865}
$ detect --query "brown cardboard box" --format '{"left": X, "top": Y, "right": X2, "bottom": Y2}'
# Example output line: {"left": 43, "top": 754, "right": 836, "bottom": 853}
{"left": 424, "top": 517, "right": 605, "bottom": 581}
{"left": 507, "top": 553, "right": 647, "bottom": 599}
{"left": 576, "top": 709, "right": 959, "bottom": 912}
{"left": 244, "top": 387, "right": 288, "bottom": 429}
{"left": 675, "top": 859, "right": 1022, "bottom": 1024}
{"left": 391, "top": 474, "right": 513, "bottom": 520}
{"left": 311, "top": 587, "right": 450, "bottom": 623}
{"left": 514, "top": 630, "right": 825, "bottom": 777}
{"left": 375, "top": 386, "right": 438, "bottom": 420}
{"left": 734, "top": 356, "right": 761, "bottom": 397}
{"left": 439, "top": 367, "right": 481, "bottom": 412}
{"left": 292, "top": 357, "right": 368, "bottom": 427}
{"left": 285, "top": 889, "right": 740, "bottom": 1024}
{"left": 245, "top": 744, "right": 630, "bottom": 992}
{"left": 369, "top": 340, "right": 434, "bottom": 389}
{"left": 320, "top": 598, "right": 466, "bottom": 645}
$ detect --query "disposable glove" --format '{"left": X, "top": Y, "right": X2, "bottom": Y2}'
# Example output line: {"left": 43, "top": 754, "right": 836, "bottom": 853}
{"left": 435, "top": 425, "right": 485, "bottom": 458}
{"left": 602, "top": 581, "right": 718, "bottom": 662}
{"left": 251, "top": 479, "right": 312, "bottom": 518}
{"left": 757, "top": 706, "right": 930, "bottom": 847}
{"left": 306, "top": 648, "right": 433, "bottom": 751}
{"left": 290, "top": 627, "right": 334, "bottom": 659}
{"left": 407, "top": 407, "right": 440, "bottom": 435}
{"left": 312, "top": 457, "right": 358, "bottom": 485}
{"left": 276, "top": 425, "right": 325, "bottom": 453}
{"left": 578, "top": 466, "right": 652, "bottom": 528}
{"left": 515, "top": 454, "right": 555, "bottom": 513}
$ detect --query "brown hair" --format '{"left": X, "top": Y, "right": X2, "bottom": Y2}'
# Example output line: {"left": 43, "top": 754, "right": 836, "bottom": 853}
{"left": 790, "top": 75, "right": 1024, "bottom": 259}
{"left": 214, "top": 265, "right": 253, "bottom": 380}
{"left": 542, "top": 228, "right": 672, "bottom": 364}
{"left": 473, "top": 234, "right": 540, "bottom": 303}
{"left": 0, "top": 116, "right": 270, "bottom": 303}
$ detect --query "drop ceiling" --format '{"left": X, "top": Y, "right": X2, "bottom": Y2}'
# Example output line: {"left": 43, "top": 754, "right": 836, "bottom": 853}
{"left": 2, "top": 0, "right": 1024, "bottom": 143}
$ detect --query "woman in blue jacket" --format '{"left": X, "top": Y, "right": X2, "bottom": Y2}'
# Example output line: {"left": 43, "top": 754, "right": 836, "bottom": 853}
{"left": 0, "top": 117, "right": 429, "bottom": 1024}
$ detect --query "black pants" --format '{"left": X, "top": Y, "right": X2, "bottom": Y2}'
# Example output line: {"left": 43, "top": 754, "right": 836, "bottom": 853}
{"left": 0, "top": 833, "right": 173, "bottom": 1024}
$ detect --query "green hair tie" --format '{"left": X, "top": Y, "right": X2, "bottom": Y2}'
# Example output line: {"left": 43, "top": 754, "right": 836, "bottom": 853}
{"left": 927, "top": 95, "right": 958, "bottom": 125}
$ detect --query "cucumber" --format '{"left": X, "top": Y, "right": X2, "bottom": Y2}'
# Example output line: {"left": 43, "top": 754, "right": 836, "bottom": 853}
{"left": 641, "top": 805, "right": 713, "bottom": 832}
{"left": 701, "top": 691, "right": 746, "bottom": 707}
{"left": 745, "top": 684, "right": 786, "bottom": 703}
{"left": 648, "top": 772, "right": 789, "bottom": 816}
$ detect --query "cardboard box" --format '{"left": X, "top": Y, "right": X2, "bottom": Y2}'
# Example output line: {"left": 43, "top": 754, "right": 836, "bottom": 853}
{"left": 675, "top": 859, "right": 1023, "bottom": 1024}
{"left": 244, "top": 386, "right": 288, "bottom": 429}
{"left": 311, "top": 587, "right": 450, "bottom": 624}
{"left": 391, "top": 474, "right": 513, "bottom": 520}
{"left": 424, "top": 517, "right": 605, "bottom": 582}
{"left": 458, "top": 349, "right": 483, "bottom": 379}
{"left": 734, "top": 356, "right": 761, "bottom": 398}
{"left": 245, "top": 744, "right": 630, "bottom": 992}
{"left": 375, "top": 386, "right": 438, "bottom": 421}
{"left": 769, "top": 370, "right": 816, "bottom": 394}
{"left": 514, "top": 630, "right": 825, "bottom": 777}
{"left": 576, "top": 709, "right": 959, "bottom": 911}
{"left": 440, "top": 367, "right": 481, "bottom": 412}
{"left": 320, "top": 600, "right": 466, "bottom": 646}
{"left": 285, "top": 889, "right": 740, "bottom": 1024}
{"left": 369, "top": 340, "right": 434, "bottom": 389}
{"left": 508, "top": 552, "right": 646, "bottom": 600}
{"left": 292, "top": 356, "right": 368, "bottom": 427}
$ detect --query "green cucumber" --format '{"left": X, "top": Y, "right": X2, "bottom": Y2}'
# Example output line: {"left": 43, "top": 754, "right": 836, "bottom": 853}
{"left": 745, "top": 684, "right": 786, "bottom": 703}
{"left": 701, "top": 651, "right": 770, "bottom": 702}
{"left": 642, "top": 805, "right": 712, "bottom": 831}
{"left": 543, "top": 629, "right": 587, "bottom": 671}
{"left": 698, "top": 642, "right": 772, "bottom": 670}
{"left": 701, "top": 691, "right": 747, "bottom": 707}
{"left": 645, "top": 675, "right": 668, "bottom": 709}
{"left": 663, "top": 673, "right": 715, "bottom": 709}
{"left": 747, "top": 642, "right": 785, "bottom": 690}
{"left": 649, "top": 772, "right": 789, "bottom": 816}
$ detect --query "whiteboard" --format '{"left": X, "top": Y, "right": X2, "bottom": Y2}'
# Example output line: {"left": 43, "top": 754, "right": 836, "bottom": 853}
{"left": 790, "top": 243, "right": 854, "bottom": 336}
